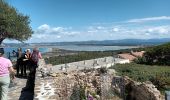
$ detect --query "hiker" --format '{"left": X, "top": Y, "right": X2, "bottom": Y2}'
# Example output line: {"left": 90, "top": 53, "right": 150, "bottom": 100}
{"left": 30, "top": 47, "right": 42, "bottom": 76}
{"left": 21, "top": 49, "right": 30, "bottom": 77}
{"left": 12, "top": 50, "right": 16, "bottom": 57}
{"left": 16, "top": 48, "right": 23, "bottom": 76}
{"left": 23, "top": 49, "right": 31, "bottom": 75}
{"left": 0, "top": 48, "right": 15, "bottom": 100}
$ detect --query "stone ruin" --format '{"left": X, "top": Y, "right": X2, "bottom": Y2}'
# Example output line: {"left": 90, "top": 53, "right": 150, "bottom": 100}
{"left": 34, "top": 67, "right": 119, "bottom": 100}
{"left": 34, "top": 61, "right": 162, "bottom": 100}
{"left": 112, "top": 76, "right": 162, "bottom": 100}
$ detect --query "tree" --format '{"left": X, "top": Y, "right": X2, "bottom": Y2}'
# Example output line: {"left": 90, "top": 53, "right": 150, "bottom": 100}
{"left": 0, "top": 0, "right": 33, "bottom": 44}
{"left": 137, "top": 42, "right": 170, "bottom": 65}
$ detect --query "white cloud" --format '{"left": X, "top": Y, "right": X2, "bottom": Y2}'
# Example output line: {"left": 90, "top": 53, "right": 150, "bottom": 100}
{"left": 37, "top": 24, "right": 50, "bottom": 30}
{"left": 87, "top": 30, "right": 98, "bottom": 33}
{"left": 127, "top": 16, "right": 170, "bottom": 23}
{"left": 63, "top": 31, "right": 80, "bottom": 37}
{"left": 26, "top": 18, "right": 170, "bottom": 43}
{"left": 27, "top": 24, "right": 82, "bottom": 42}
{"left": 56, "top": 35, "right": 61, "bottom": 38}
{"left": 146, "top": 26, "right": 170, "bottom": 35}
{"left": 53, "top": 27, "right": 65, "bottom": 32}
{"left": 96, "top": 26, "right": 104, "bottom": 30}
{"left": 36, "top": 24, "right": 66, "bottom": 34}
{"left": 112, "top": 27, "right": 119, "bottom": 32}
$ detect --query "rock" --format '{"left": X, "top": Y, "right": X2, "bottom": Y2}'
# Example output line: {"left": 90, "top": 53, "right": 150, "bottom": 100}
{"left": 78, "top": 72, "right": 86, "bottom": 76}
{"left": 95, "top": 95, "right": 100, "bottom": 99}
{"left": 50, "top": 73, "right": 57, "bottom": 77}
{"left": 121, "top": 76, "right": 161, "bottom": 100}
{"left": 108, "top": 69, "right": 116, "bottom": 75}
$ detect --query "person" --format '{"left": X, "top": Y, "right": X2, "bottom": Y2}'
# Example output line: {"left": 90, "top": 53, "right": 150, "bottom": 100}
{"left": 30, "top": 47, "right": 42, "bottom": 76}
{"left": 16, "top": 48, "right": 22, "bottom": 76}
{"left": 22, "top": 49, "right": 31, "bottom": 76}
{"left": 20, "top": 50, "right": 27, "bottom": 77}
{"left": 12, "top": 50, "right": 16, "bottom": 57}
{"left": 0, "top": 48, "right": 15, "bottom": 100}
{"left": 25, "top": 49, "right": 31, "bottom": 60}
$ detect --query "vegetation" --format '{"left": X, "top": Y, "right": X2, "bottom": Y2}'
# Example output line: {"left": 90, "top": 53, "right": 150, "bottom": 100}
{"left": 45, "top": 47, "right": 146, "bottom": 65}
{"left": 111, "top": 63, "right": 170, "bottom": 91}
{"left": 45, "top": 51, "right": 114, "bottom": 65}
{"left": 0, "top": 0, "right": 33, "bottom": 44}
{"left": 135, "top": 42, "right": 170, "bottom": 65}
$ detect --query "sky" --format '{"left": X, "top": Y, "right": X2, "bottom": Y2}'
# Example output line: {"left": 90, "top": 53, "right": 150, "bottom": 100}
{"left": 4, "top": 0, "right": 170, "bottom": 43}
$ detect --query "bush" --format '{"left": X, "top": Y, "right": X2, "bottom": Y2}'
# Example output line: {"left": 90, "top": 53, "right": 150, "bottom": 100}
{"left": 137, "top": 42, "right": 170, "bottom": 66}
{"left": 111, "top": 63, "right": 170, "bottom": 91}
{"left": 45, "top": 51, "right": 114, "bottom": 65}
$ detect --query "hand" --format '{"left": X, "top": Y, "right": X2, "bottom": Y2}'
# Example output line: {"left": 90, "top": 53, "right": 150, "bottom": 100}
{"left": 11, "top": 76, "right": 15, "bottom": 80}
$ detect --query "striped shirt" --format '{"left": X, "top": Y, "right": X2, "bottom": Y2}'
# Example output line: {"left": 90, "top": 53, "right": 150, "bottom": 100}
{"left": 0, "top": 57, "right": 12, "bottom": 77}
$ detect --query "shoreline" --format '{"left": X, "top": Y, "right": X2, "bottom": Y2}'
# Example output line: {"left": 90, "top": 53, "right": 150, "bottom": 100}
{"left": 42, "top": 48, "right": 78, "bottom": 58}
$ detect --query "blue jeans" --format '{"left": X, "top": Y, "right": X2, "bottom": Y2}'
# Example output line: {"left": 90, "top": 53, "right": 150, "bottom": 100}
{"left": 0, "top": 75, "right": 10, "bottom": 100}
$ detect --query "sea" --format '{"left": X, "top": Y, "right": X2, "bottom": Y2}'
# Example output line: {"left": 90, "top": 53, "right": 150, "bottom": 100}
{"left": 55, "top": 45, "right": 138, "bottom": 51}
{"left": 2, "top": 45, "right": 138, "bottom": 59}
{"left": 3, "top": 47, "right": 51, "bottom": 60}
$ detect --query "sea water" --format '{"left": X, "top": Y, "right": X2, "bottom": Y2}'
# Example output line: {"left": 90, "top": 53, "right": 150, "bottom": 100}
{"left": 3, "top": 47, "right": 51, "bottom": 60}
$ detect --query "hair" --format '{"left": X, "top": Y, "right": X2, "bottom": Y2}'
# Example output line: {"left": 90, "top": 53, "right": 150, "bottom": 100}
{"left": 33, "top": 47, "right": 39, "bottom": 53}
{"left": 26, "top": 49, "right": 31, "bottom": 53}
{"left": 0, "top": 48, "right": 4, "bottom": 56}
{"left": 17, "top": 47, "right": 22, "bottom": 51}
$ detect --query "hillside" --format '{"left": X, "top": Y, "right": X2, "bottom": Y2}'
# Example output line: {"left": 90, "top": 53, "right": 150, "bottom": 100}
{"left": 136, "top": 42, "right": 170, "bottom": 65}
{"left": 31, "top": 38, "right": 170, "bottom": 46}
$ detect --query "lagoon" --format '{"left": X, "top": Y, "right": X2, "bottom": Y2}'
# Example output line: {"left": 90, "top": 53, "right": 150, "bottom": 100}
{"left": 52, "top": 45, "right": 138, "bottom": 51}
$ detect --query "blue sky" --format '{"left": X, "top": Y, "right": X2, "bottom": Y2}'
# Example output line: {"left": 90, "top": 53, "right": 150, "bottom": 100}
{"left": 4, "top": 0, "right": 170, "bottom": 43}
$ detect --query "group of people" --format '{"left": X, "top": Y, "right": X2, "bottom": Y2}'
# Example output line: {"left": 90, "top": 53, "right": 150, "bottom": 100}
{"left": 0, "top": 47, "right": 42, "bottom": 100}
{"left": 15, "top": 47, "right": 42, "bottom": 77}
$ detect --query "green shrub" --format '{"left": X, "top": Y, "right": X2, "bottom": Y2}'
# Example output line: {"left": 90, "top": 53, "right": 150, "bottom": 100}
{"left": 111, "top": 63, "right": 170, "bottom": 91}
{"left": 137, "top": 42, "right": 170, "bottom": 66}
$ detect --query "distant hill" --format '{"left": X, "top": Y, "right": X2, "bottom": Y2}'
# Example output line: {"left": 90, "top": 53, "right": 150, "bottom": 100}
{"left": 2, "top": 38, "right": 170, "bottom": 47}
{"left": 31, "top": 38, "right": 170, "bottom": 46}
{"left": 1, "top": 43, "right": 30, "bottom": 47}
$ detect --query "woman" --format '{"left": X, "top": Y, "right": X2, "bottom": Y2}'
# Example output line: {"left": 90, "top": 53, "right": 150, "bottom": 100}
{"left": 30, "top": 47, "right": 42, "bottom": 76}
{"left": 0, "top": 48, "right": 15, "bottom": 100}
{"left": 25, "top": 49, "right": 31, "bottom": 60}
{"left": 24, "top": 49, "right": 31, "bottom": 75}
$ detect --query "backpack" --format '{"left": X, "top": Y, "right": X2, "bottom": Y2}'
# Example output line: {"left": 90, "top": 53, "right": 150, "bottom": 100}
{"left": 31, "top": 51, "right": 39, "bottom": 64}
{"left": 21, "top": 53, "right": 26, "bottom": 59}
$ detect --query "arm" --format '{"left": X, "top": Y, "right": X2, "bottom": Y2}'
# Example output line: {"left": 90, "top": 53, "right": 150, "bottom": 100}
{"left": 38, "top": 52, "right": 42, "bottom": 59}
{"left": 8, "top": 60, "right": 15, "bottom": 79}
{"left": 8, "top": 67, "right": 15, "bottom": 80}
{"left": 8, "top": 66, "right": 15, "bottom": 74}
{"left": 25, "top": 54, "right": 29, "bottom": 59}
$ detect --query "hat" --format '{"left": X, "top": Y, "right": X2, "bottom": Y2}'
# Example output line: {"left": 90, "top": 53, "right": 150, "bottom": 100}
{"left": 0, "top": 48, "right": 4, "bottom": 55}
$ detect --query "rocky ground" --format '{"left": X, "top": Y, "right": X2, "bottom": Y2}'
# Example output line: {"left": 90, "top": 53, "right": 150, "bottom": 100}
{"left": 7, "top": 59, "right": 164, "bottom": 100}
{"left": 7, "top": 76, "right": 35, "bottom": 100}
{"left": 8, "top": 78, "right": 27, "bottom": 100}
{"left": 34, "top": 62, "right": 121, "bottom": 100}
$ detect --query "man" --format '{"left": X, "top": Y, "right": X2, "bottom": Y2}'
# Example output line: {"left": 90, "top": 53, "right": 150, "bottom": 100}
{"left": 16, "top": 48, "right": 22, "bottom": 76}
{"left": 22, "top": 49, "right": 31, "bottom": 76}
{"left": 0, "top": 48, "right": 15, "bottom": 100}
